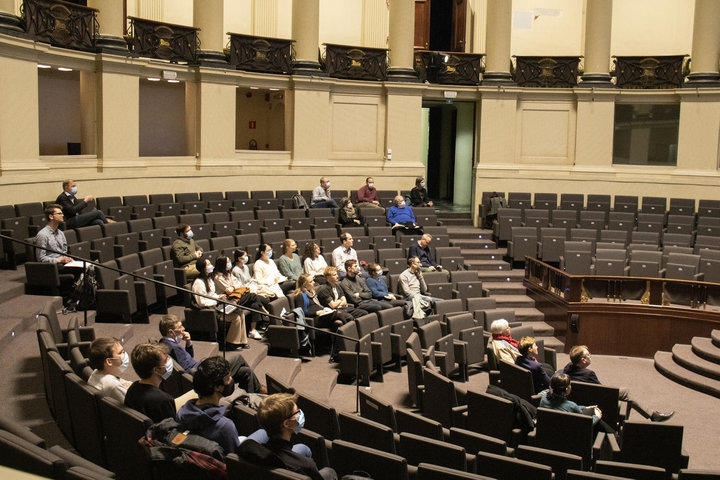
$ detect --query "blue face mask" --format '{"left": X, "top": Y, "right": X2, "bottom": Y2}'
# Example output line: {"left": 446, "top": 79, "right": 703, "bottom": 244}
{"left": 242, "top": 256, "right": 248, "bottom": 265}
{"left": 186, "top": 230, "right": 194, "bottom": 239}
{"left": 118, "top": 351, "right": 129, "bottom": 373}
{"left": 294, "top": 409, "right": 305, "bottom": 434}
{"left": 71, "top": 186, "right": 78, "bottom": 195}
{"left": 226, "top": 262, "right": 232, "bottom": 271}
{"left": 376, "top": 270, "right": 383, "bottom": 277}
{"left": 161, "top": 357, "right": 173, "bottom": 380}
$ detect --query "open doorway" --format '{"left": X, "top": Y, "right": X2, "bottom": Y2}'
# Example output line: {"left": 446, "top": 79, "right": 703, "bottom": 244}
{"left": 421, "top": 100, "right": 476, "bottom": 209}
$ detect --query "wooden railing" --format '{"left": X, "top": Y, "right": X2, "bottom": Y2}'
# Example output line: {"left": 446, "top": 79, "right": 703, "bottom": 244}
{"left": 414, "top": 51, "right": 484, "bottom": 85}
{"left": 21, "top": 0, "right": 97, "bottom": 51}
{"left": 228, "top": 33, "right": 293, "bottom": 74}
{"left": 613, "top": 55, "right": 688, "bottom": 89}
{"left": 512, "top": 56, "right": 581, "bottom": 88}
{"left": 127, "top": 17, "right": 198, "bottom": 64}
{"left": 323, "top": 43, "right": 387, "bottom": 81}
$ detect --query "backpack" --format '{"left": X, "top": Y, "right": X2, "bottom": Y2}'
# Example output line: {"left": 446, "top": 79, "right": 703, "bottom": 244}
{"left": 140, "top": 418, "right": 227, "bottom": 480}
{"left": 292, "top": 194, "right": 309, "bottom": 210}
{"left": 65, "top": 264, "right": 97, "bottom": 311}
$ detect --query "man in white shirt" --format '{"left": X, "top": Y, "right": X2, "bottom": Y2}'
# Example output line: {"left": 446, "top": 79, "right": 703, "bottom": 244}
{"left": 332, "top": 233, "right": 359, "bottom": 278}
{"left": 87, "top": 337, "right": 132, "bottom": 403}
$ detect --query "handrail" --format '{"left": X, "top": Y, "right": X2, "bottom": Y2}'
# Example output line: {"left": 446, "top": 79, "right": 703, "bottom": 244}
{"left": 2, "top": 232, "right": 365, "bottom": 411}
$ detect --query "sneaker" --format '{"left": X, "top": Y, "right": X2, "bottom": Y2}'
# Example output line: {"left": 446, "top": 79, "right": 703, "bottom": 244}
{"left": 249, "top": 329, "right": 262, "bottom": 340}
{"left": 240, "top": 343, "right": 251, "bottom": 350}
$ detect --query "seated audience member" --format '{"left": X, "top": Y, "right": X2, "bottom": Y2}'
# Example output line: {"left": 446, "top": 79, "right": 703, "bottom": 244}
{"left": 158, "top": 315, "right": 264, "bottom": 394}
{"left": 485, "top": 191, "right": 507, "bottom": 228}
{"left": 56, "top": 179, "right": 110, "bottom": 228}
{"left": 317, "top": 266, "right": 368, "bottom": 321}
{"left": 515, "top": 336, "right": 551, "bottom": 394}
{"left": 302, "top": 241, "right": 328, "bottom": 284}
{"left": 387, "top": 195, "right": 423, "bottom": 235}
{"left": 340, "top": 259, "right": 392, "bottom": 313}
{"left": 338, "top": 197, "right": 362, "bottom": 227}
{"left": 366, "top": 263, "right": 411, "bottom": 311}
{"left": 331, "top": 233, "right": 360, "bottom": 277}
{"left": 410, "top": 176, "right": 433, "bottom": 207}
{"left": 541, "top": 373, "right": 615, "bottom": 437}
{"left": 488, "top": 318, "right": 520, "bottom": 363}
{"left": 356, "top": 176, "right": 385, "bottom": 213}
{"left": 278, "top": 239, "right": 303, "bottom": 284}
{"left": 408, "top": 234, "right": 449, "bottom": 277}
{"left": 295, "top": 273, "right": 354, "bottom": 328}
{"left": 239, "top": 393, "right": 338, "bottom": 480}
{"left": 124, "top": 342, "right": 177, "bottom": 423}
{"left": 254, "top": 243, "right": 293, "bottom": 297}
{"left": 193, "top": 257, "right": 248, "bottom": 350}
{"left": 311, "top": 176, "right": 338, "bottom": 209}
{"left": 214, "top": 256, "right": 265, "bottom": 340}
{"left": 231, "top": 249, "right": 271, "bottom": 309}
{"left": 87, "top": 337, "right": 132, "bottom": 402}
{"left": 176, "top": 356, "right": 240, "bottom": 456}
{"left": 561, "top": 345, "right": 674, "bottom": 422}
{"left": 35, "top": 204, "right": 72, "bottom": 265}
{"left": 171, "top": 223, "right": 203, "bottom": 280}
{"left": 399, "top": 256, "right": 440, "bottom": 305}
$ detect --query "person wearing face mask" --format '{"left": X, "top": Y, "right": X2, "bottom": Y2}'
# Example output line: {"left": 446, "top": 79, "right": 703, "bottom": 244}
{"left": 214, "top": 256, "right": 266, "bottom": 340}
{"left": 410, "top": 176, "right": 433, "bottom": 207}
{"left": 387, "top": 195, "right": 423, "bottom": 235}
{"left": 124, "top": 342, "right": 177, "bottom": 423}
{"left": 253, "top": 243, "right": 291, "bottom": 298}
{"left": 231, "top": 249, "right": 272, "bottom": 314}
{"left": 193, "top": 257, "right": 249, "bottom": 349}
{"left": 171, "top": 223, "right": 203, "bottom": 280}
{"left": 311, "top": 176, "right": 339, "bottom": 209}
{"left": 87, "top": 337, "right": 132, "bottom": 402}
{"left": 239, "top": 393, "right": 338, "bottom": 480}
{"left": 176, "top": 356, "right": 242, "bottom": 456}
{"left": 338, "top": 197, "right": 362, "bottom": 227}
{"left": 55, "top": 178, "right": 111, "bottom": 228}
{"left": 356, "top": 176, "right": 385, "bottom": 213}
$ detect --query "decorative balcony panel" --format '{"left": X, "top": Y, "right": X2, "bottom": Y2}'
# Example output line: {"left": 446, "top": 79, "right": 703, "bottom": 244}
{"left": 127, "top": 16, "right": 198, "bottom": 64}
{"left": 414, "top": 51, "right": 484, "bottom": 85}
{"left": 228, "top": 33, "right": 293, "bottom": 74}
{"left": 513, "top": 56, "right": 581, "bottom": 88}
{"left": 21, "top": 0, "right": 97, "bottom": 52}
{"left": 323, "top": 43, "right": 387, "bottom": 81}
{"left": 613, "top": 56, "right": 687, "bottom": 89}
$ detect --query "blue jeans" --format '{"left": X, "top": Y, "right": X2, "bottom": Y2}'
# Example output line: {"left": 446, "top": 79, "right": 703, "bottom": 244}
{"left": 312, "top": 199, "right": 338, "bottom": 209}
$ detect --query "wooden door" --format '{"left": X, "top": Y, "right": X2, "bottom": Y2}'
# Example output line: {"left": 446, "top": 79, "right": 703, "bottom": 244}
{"left": 414, "top": 0, "right": 431, "bottom": 50}
{"left": 452, "top": 0, "right": 467, "bottom": 52}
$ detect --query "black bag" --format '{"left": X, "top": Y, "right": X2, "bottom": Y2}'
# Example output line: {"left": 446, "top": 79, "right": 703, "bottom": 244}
{"left": 66, "top": 264, "right": 97, "bottom": 311}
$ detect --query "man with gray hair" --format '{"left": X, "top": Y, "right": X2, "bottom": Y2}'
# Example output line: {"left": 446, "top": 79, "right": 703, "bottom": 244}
{"left": 488, "top": 319, "right": 520, "bottom": 363}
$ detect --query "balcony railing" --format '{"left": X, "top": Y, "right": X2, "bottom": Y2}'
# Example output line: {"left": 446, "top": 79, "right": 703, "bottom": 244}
{"left": 228, "top": 33, "right": 293, "bottom": 74}
{"left": 613, "top": 55, "right": 688, "bottom": 89}
{"left": 127, "top": 16, "right": 198, "bottom": 64}
{"left": 21, "top": 0, "right": 97, "bottom": 51}
{"left": 512, "top": 56, "right": 581, "bottom": 88}
{"left": 414, "top": 51, "right": 484, "bottom": 85}
{"left": 323, "top": 43, "right": 387, "bottom": 81}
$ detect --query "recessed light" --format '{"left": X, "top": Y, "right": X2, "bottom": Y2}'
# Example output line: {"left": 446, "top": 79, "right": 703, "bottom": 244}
{"left": 249, "top": 86, "right": 259, "bottom": 90}
{"left": 57, "top": 67, "right": 73, "bottom": 72}
{"left": 167, "top": 79, "right": 180, "bottom": 83}
{"left": 37, "top": 64, "right": 51, "bottom": 69}
{"left": 269, "top": 88, "right": 279, "bottom": 91}
{"left": 148, "top": 77, "right": 161, "bottom": 81}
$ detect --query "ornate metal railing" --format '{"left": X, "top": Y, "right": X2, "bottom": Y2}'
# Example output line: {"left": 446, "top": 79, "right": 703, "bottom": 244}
{"left": 512, "top": 56, "right": 581, "bottom": 88}
{"left": 21, "top": 0, "right": 97, "bottom": 51}
{"left": 414, "top": 51, "right": 484, "bottom": 85}
{"left": 127, "top": 16, "right": 198, "bottom": 64}
{"left": 612, "top": 55, "right": 687, "bottom": 89}
{"left": 228, "top": 33, "right": 293, "bottom": 74}
{"left": 322, "top": 43, "right": 387, "bottom": 81}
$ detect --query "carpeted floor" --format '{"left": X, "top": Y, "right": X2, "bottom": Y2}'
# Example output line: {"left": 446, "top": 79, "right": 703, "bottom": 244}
{"left": 1, "top": 268, "right": 719, "bottom": 471}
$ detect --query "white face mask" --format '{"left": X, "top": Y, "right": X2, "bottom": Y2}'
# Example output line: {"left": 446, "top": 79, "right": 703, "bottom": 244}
{"left": 325, "top": 181, "right": 330, "bottom": 187}
{"left": 368, "top": 183, "right": 374, "bottom": 188}
{"left": 226, "top": 262, "right": 232, "bottom": 271}
{"left": 206, "top": 265, "right": 214, "bottom": 274}
{"left": 242, "top": 256, "right": 248, "bottom": 265}
{"left": 113, "top": 351, "right": 129, "bottom": 373}
{"left": 420, "top": 182, "right": 426, "bottom": 188}
{"left": 398, "top": 201, "right": 406, "bottom": 207}
{"left": 160, "top": 357, "right": 173, "bottom": 380}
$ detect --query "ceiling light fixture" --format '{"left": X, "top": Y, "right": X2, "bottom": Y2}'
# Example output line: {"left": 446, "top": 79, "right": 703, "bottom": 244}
{"left": 167, "top": 79, "right": 180, "bottom": 83}
{"left": 57, "top": 67, "right": 73, "bottom": 72}
{"left": 148, "top": 77, "right": 161, "bottom": 81}
{"left": 37, "top": 64, "right": 51, "bottom": 69}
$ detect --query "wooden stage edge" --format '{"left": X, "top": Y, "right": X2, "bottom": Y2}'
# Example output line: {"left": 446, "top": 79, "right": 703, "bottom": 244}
{"left": 524, "top": 279, "right": 720, "bottom": 358}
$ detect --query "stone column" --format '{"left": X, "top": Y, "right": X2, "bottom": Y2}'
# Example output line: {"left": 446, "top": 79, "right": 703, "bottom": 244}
{"left": 579, "top": 0, "right": 613, "bottom": 86}
{"left": 194, "top": 0, "right": 227, "bottom": 66}
{"left": 686, "top": 0, "right": 720, "bottom": 86}
{"left": 87, "top": 0, "right": 128, "bottom": 53}
{"left": 387, "top": 0, "right": 418, "bottom": 81}
{"left": 0, "top": 0, "right": 21, "bottom": 32}
{"left": 483, "top": 0, "right": 513, "bottom": 84}
{"left": 292, "top": 0, "right": 321, "bottom": 74}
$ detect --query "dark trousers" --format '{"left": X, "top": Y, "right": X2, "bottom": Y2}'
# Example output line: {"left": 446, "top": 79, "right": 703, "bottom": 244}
{"left": 229, "top": 354, "right": 261, "bottom": 393}
{"left": 66, "top": 209, "right": 107, "bottom": 228}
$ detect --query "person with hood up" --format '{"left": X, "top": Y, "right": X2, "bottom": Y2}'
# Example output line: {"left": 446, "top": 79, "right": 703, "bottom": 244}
{"left": 176, "top": 356, "right": 240, "bottom": 456}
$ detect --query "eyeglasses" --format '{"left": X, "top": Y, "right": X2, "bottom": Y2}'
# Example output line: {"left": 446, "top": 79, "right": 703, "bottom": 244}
{"left": 286, "top": 410, "right": 300, "bottom": 419}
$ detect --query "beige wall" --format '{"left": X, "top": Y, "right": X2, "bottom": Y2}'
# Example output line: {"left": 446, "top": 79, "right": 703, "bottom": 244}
{"left": 138, "top": 80, "right": 188, "bottom": 157}
{"left": 235, "top": 88, "right": 286, "bottom": 151}
{"left": 510, "top": 0, "right": 583, "bottom": 56}
{"left": 38, "top": 70, "right": 82, "bottom": 156}
{"left": 611, "top": 0, "right": 694, "bottom": 56}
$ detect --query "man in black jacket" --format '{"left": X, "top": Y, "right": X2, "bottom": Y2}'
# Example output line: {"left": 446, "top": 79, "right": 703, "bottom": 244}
{"left": 561, "top": 345, "right": 674, "bottom": 422}
{"left": 55, "top": 179, "right": 109, "bottom": 228}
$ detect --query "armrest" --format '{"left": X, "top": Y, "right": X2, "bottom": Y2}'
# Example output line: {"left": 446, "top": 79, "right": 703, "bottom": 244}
{"left": 489, "top": 369, "right": 500, "bottom": 386}
{"left": 162, "top": 236, "right": 172, "bottom": 246}
{"left": 78, "top": 326, "right": 95, "bottom": 342}
{"left": 451, "top": 405, "right": 468, "bottom": 428}
{"left": 507, "top": 241, "right": 515, "bottom": 256}
{"left": 543, "top": 346, "right": 557, "bottom": 370}
{"left": 389, "top": 333, "right": 402, "bottom": 355}
{"left": 174, "top": 267, "right": 187, "bottom": 288}
{"left": 694, "top": 272, "right": 705, "bottom": 281}
{"left": 605, "top": 430, "right": 621, "bottom": 459}
{"left": 113, "top": 245, "right": 125, "bottom": 258}
{"left": 593, "top": 432, "right": 609, "bottom": 462}
{"left": 89, "top": 249, "right": 101, "bottom": 262}
{"left": 623, "top": 265, "right": 630, "bottom": 275}
{"left": 453, "top": 339, "right": 468, "bottom": 363}
{"left": 138, "top": 240, "right": 149, "bottom": 251}
{"left": 450, "top": 289, "right": 460, "bottom": 299}
{"left": 370, "top": 341, "right": 383, "bottom": 365}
